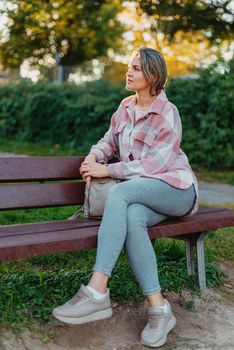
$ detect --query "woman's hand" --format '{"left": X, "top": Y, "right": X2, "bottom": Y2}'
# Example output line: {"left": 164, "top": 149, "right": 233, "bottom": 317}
{"left": 80, "top": 154, "right": 110, "bottom": 189}
{"left": 80, "top": 162, "right": 110, "bottom": 179}
{"left": 80, "top": 154, "right": 97, "bottom": 189}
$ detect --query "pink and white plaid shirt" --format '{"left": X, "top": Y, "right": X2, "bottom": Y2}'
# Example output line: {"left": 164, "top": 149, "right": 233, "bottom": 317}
{"left": 90, "top": 90, "right": 199, "bottom": 216}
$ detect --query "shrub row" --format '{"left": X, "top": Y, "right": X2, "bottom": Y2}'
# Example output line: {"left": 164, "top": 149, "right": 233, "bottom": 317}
{"left": 0, "top": 69, "right": 233, "bottom": 168}
{"left": 0, "top": 79, "right": 127, "bottom": 154}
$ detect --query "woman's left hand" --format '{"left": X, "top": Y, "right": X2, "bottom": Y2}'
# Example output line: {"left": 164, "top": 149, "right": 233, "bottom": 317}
{"left": 80, "top": 162, "right": 110, "bottom": 178}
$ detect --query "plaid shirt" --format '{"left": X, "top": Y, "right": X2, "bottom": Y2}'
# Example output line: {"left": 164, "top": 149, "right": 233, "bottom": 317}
{"left": 90, "top": 90, "right": 199, "bottom": 216}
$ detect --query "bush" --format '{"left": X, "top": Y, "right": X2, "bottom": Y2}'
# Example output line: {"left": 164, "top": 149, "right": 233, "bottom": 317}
{"left": 0, "top": 79, "right": 128, "bottom": 153}
{"left": 0, "top": 67, "right": 233, "bottom": 168}
{"left": 167, "top": 69, "right": 234, "bottom": 169}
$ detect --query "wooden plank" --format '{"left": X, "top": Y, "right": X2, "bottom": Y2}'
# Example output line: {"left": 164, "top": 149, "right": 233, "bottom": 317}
{"left": 1, "top": 226, "right": 98, "bottom": 247}
{"left": 148, "top": 209, "right": 234, "bottom": 238}
{"left": 0, "top": 218, "right": 101, "bottom": 237}
{"left": 0, "top": 207, "right": 228, "bottom": 236}
{"left": 0, "top": 208, "right": 233, "bottom": 260}
{"left": 0, "top": 182, "right": 86, "bottom": 210}
{"left": 0, "top": 157, "right": 85, "bottom": 182}
{"left": 0, "top": 226, "right": 99, "bottom": 260}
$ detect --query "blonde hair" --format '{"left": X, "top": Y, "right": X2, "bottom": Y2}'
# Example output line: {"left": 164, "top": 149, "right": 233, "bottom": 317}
{"left": 133, "top": 47, "right": 168, "bottom": 96}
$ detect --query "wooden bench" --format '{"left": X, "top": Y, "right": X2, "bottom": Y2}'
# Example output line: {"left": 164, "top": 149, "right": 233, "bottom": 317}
{"left": 0, "top": 156, "right": 234, "bottom": 291}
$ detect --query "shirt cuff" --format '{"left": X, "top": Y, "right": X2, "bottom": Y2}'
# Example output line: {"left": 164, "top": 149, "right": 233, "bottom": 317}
{"left": 89, "top": 148, "right": 105, "bottom": 162}
{"left": 108, "top": 162, "right": 125, "bottom": 179}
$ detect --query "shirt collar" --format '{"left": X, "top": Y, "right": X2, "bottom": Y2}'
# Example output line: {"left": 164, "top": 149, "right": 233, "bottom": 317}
{"left": 121, "top": 90, "right": 168, "bottom": 116}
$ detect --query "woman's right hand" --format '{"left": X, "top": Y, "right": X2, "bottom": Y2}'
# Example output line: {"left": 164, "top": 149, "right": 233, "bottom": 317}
{"left": 80, "top": 154, "right": 97, "bottom": 189}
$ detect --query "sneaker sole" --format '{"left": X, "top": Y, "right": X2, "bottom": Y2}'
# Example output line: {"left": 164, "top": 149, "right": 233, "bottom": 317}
{"left": 52, "top": 307, "right": 113, "bottom": 325}
{"left": 140, "top": 315, "right": 176, "bottom": 348}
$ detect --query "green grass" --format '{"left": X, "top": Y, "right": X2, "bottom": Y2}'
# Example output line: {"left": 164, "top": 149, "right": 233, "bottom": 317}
{"left": 194, "top": 167, "right": 234, "bottom": 185}
{"left": 0, "top": 139, "right": 82, "bottom": 156}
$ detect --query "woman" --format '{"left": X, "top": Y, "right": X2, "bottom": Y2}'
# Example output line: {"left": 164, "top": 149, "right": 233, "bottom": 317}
{"left": 53, "top": 47, "right": 199, "bottom": 348}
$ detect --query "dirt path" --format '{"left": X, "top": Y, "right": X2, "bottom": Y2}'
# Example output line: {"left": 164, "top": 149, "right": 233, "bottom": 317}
{"left": 0, "top": 261, "right": 233, "bottom": 350}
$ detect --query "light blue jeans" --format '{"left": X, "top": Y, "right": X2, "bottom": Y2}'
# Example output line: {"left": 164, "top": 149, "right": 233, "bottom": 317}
{"left": 93, "top": 178, "right": 196, "bottom": 296}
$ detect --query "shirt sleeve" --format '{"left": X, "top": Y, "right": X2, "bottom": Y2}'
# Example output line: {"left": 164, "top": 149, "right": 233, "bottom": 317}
{"left": 108, "top": 108, "right": 182, "bottom": 179}
{"left": 89, "top": 112, "right": 118, "bottom": 163}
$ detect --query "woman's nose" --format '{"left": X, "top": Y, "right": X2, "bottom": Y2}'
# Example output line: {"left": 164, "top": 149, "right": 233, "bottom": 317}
{"left": 126, "top": 68, "right": 132, "bottom": 76}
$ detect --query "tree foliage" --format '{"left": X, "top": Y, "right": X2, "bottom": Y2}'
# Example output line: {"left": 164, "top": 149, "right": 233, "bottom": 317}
{"left": 1, "top": 0, "right": 233, "bottom": 79}
{"left": 117, "top": 3, "right": 220, "bottom": 77}
{"left": 115, "top": 1, "right": 233, "bottom": 78}
{"left": 0, "top": 0, "right": 124, "bottom": 68}
{"left": 136, "top": 0, "right": 234, "bottom": 43}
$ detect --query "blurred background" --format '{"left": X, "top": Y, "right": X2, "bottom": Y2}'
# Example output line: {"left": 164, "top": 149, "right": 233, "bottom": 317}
{"left": 0, "top": 0, "right": 233, "bottom": 172}
{"left": 1, "top": 0, "right": 233, "bottom": 82}
{"left": 0, "top": 1, "right": 234, "bottom": 333}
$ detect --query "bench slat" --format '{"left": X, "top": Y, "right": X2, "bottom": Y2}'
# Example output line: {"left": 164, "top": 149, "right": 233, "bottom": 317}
{"left": 0, "top": 226, "right": 99, "bottom": 260}
{"left": 148, "top": 209, "right": 234, "bottom": 237}
{"left": 0, "top": 157, "right": 84, "bottom": 182}
{"left": 0, "top": 207, "right": 227, "bottom": 236}
{"left": 1, "top": 208, "right": 233, "bottom": 260}
{"left": 0, "top": 182, "right": 85, "bottom": 210}
{"left": 0, "top": 218, "right": 101, "bottom": 237}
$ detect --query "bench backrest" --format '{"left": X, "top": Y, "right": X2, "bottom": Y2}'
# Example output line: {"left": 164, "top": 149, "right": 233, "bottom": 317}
{"left": 0, "top": 157, "right": 86, "bottom": 210}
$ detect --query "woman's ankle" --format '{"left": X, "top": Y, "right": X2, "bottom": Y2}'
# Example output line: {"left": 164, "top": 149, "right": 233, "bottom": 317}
{"left": 146, "top": 291, "right": 164, "bottom": 307}
{"left": 88, "top": 271, "right": 109, "bottom": 293}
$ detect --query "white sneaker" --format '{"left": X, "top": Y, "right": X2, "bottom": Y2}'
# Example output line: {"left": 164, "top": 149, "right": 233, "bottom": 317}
{"left": 52, "top": 284, "right": 113, "bottom": 324}
{"left": 140, "top": 299, "right": 176, "bottom": 348}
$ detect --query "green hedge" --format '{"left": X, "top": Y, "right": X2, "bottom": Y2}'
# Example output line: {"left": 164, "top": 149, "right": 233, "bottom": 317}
{"left": 167, "top": 70, "right": 234, "bottom": 169}
{"left": 0, "top": 79, "right": 127, "bottom": 154}
{"left": 0, "top": 69, "right": 233, "bottom": 168}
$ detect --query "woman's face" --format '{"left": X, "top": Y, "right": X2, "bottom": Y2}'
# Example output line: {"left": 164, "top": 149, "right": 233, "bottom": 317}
{"left": 126, "top": 55, "right": 150, "bottom": 93}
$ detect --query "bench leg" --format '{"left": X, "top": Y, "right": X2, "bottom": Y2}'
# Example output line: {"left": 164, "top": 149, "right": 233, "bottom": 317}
{"left": 170, "top": 232, "right": 208, "bottom": 290}
{"left": 196, "top": 232, "right": 207, "bottom": 290}
{"left": 184, "top": 232, "right": 207, "bottom": 290}
{"left": 185, "top": 238, "right": 196, "bottom": 276}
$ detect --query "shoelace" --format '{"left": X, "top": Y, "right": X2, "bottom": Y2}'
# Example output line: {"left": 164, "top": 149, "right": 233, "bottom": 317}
{"left": 148, "top": 313, "right": 165, "bottom": 329}
{"left": 68, "top": 288, "right": 88, "bottom": 305}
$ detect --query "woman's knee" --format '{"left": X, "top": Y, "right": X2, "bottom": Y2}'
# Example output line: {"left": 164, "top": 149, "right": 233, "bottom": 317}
{"left": 127, "top": 204, "right": 148, "bottom": 233}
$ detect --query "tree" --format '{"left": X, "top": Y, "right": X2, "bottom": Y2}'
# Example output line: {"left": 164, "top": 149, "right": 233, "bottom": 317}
{"left": 0, "top": 0, "right": 124, "bottom": 76}
{"left": 114, "top": 2, "right": 228, "bottom": 79}
{"left": 135, "top": 0, "right": 234, "bottom": 44}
